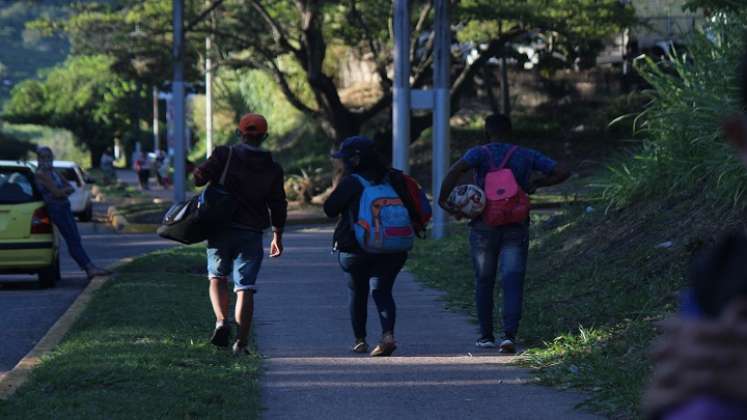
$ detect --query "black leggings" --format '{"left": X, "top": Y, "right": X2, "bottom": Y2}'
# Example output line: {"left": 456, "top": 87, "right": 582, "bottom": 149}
{"left": 338, "top": 252, "right": 407, "bottom": 339}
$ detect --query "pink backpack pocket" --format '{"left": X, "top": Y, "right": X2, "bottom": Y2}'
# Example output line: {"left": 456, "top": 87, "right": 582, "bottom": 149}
{"left": 481, "top": 145, "right": 531, "bottom": 226}
{"left": 484, "top": 169, "right": 519, "bottom": 201}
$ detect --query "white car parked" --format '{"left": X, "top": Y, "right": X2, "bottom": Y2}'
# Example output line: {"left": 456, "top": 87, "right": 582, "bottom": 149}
{"left": 53, "top": 161, "right": 94, "bottom": 222}
{"left": 30, "top": 160, "right": 93, "bottom": 222}
{"left": 29, "top": 160, "right": 95, "bottom": 221}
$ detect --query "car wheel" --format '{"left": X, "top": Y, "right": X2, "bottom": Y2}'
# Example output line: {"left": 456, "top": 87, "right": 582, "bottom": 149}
{"left": 38, "top": 257, "right": 60, "bottom": 289}
{"left": 78, "top": 204, "right": 93, "bottom": 222}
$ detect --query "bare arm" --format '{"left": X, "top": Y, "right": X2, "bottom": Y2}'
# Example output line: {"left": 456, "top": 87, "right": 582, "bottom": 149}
{"left": 527, "top": 163, "right": 571, "bottom": 194}
{"left": 438, "top": 159, "right": 473, "bottom": 213}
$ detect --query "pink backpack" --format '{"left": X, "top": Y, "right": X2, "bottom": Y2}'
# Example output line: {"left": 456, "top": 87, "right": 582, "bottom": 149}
{"left": 481, "top": 145, "right": 530, "bottom": 226}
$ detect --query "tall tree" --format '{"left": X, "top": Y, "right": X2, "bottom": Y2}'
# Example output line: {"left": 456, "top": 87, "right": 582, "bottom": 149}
{"left": 3, "top": 55, "right": 134, "bottom": 166}
{"left": 41, "top": 0, "right": 635, "bottom": 147}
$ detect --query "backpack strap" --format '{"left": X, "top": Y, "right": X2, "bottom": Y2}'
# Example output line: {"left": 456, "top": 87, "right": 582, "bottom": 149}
{"left": 219, "top": 146, "right": 233, "bottom": 186}
{"left": 351, "top": 173, "right": 372, "bottom": 188}
{"left": 498, "top": 145, "right": 519, "bottom": 170}
{"left": 481, "top": 145, "right": 497, "bottom": 170}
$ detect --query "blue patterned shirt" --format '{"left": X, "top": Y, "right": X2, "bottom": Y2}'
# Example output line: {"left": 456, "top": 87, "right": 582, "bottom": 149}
{"left": 462, "top": 142, "right": 557, "bottom": 191}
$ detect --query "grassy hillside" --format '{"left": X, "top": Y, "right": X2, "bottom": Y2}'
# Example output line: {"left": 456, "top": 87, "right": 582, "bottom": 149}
{"left": 0, "top": 1, "right": 69, "bottom": 102}
{"left": 408, "top": 13, "right": 747, "bottom": 419}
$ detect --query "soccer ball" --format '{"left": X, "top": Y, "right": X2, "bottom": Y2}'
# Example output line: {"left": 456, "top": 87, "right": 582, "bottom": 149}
{"left": 447, "top": 184, "right": 486, "bottom": 218}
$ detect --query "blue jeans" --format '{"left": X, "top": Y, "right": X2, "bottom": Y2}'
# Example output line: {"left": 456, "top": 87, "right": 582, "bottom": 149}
{"left": 46, "top": 201, "right": 92, "bottom": 270}
{"left": 469, "top": 221, "right": 529, "bottom": 339}
{"left": 338, "top": 252, "right": 407, "bottom": 339}
{"left": 207, "top": 229, "right": 264, "bottom": 292}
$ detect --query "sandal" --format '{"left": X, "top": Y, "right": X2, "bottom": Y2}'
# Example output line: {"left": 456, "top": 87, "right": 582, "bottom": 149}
{"left": 370, "top": 334, "right": 397, "bottom": 357}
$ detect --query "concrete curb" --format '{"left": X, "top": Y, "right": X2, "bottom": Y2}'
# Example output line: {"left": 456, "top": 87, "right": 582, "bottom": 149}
{"left": 0, "top": 258, "right": 132, "bottom": 400}
{"left": 106, "top": 205, "right": 128, "bottom": 231}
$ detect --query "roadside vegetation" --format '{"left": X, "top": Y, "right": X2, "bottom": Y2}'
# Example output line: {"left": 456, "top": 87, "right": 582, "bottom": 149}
{"left": 0, "top": 246, "right": 262, "bottom": 420}
{"left": 409, "top": 12, "right": 747, "bottom": 419}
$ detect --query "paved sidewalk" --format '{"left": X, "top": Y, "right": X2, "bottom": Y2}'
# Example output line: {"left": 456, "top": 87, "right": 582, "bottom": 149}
{"left": 255, "top": 227, "right": 600, "bottom": 420}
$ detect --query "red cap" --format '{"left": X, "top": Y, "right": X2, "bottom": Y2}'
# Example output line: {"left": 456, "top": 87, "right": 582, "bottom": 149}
{"left": 238, "top": 113, "right": 268, "bottom": 137}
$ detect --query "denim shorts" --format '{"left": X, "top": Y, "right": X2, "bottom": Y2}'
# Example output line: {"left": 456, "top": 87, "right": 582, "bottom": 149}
{"left": 206, "top": 228, "right": 264, "bottom": 292}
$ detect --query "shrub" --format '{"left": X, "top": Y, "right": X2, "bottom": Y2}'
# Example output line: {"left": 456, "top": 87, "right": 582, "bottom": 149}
{"left": 599, "top": 14, "right": 747, "bottom": 210}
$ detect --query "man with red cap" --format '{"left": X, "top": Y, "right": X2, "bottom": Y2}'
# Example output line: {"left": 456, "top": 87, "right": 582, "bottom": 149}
{"left": 194, "top": 113, "right": 287, "bottom": 355}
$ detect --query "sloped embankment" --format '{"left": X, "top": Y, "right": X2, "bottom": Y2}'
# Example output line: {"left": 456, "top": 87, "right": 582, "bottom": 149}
{"left": 408, "top": 196, "right": 746, "bottom": 418}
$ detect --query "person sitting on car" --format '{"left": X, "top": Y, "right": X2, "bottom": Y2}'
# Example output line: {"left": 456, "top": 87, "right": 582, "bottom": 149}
{"left": 34, "top": 147, "right": 110, "bottom": 280}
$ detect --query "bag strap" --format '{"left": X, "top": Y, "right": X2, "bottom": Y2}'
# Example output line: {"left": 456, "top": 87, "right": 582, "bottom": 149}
{"left": 351, "top": 173, "right": 371, "bottom": 188}
{"left": 481, "top": 146, "right": 497, "bottom": 170}
{"left": 498, "top": 145, "right": 519, "bottom": 170}
{"left": 219, "top": 146, "right": 233, "bottom": 185}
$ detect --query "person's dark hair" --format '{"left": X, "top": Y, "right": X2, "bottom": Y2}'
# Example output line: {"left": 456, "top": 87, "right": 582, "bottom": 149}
{"left": 484, "top": 113, "right": 513, "bottom": 139}
{"left": 349, "top": 146, "right": 389, "bottom": 182}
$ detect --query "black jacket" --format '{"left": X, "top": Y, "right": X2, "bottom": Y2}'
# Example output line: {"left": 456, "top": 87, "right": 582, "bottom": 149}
{"left": 194, "top": 144, "right": 287, "bottom": 232}
{"left": 324, "top": 169, "right": 415, "bottom": 253}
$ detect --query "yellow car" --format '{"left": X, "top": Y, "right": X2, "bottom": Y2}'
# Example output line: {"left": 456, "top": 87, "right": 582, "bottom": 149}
{"left": 0, "top": 161, "right": 60, "bottom": 288}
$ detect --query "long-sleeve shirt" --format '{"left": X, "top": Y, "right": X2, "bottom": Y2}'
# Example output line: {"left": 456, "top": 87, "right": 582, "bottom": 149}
{"left": 194, "top": 144, "right": 287, "bottom": 232}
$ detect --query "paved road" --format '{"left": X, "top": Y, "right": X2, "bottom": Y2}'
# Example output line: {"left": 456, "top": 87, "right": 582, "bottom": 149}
{"left": 0, "top": 203, "right": 173, "bottom": 374}
{"left": 256, "top": 228, "right": 600, "bottom": 420}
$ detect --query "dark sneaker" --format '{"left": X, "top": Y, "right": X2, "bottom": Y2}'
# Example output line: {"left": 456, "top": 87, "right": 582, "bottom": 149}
{"left": 475, "top": 336, "right": 497, "bottom": 348}
{"left": 352, "top": 339, "right": 369, "bottom": 353}
{"left": 370, "top": 334, "right": 397, "bottom": 357}
{"left": 498, "top": 335, "right": 517, "bottom": 354}
{"left": 232, "top": 341, "right": 249, "bottom": 356}
{"left": 210, "top": 324, "right": 231, "bottom": 348}
{"left": 85, "top": 264, "right": 111, "bottom": 279}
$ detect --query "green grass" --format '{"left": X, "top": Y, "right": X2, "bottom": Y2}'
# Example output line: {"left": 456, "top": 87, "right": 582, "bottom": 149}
{"left": 407, "top": 196, "right": 739, "bottom": 418}
{"left": 0, "top": 246, "right": 262, "bottom": 420}
{"left": 115, "top": 201, "right": 171, "bottom": 224}
{"left": 600, "top": 15, "right": 747, "bottom": 211}
{"left": 97, "top": 183, "right": 148, "bottom": 200}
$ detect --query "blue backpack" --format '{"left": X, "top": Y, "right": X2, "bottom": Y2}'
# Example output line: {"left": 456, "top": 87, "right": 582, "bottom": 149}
{"left": 352, "top": 174, "right": 415, "bottom": 253}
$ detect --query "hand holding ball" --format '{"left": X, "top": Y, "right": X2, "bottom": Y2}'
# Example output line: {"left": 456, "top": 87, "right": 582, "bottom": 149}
{"left": 446, "top": 184, "right": 486, "bottom": 219}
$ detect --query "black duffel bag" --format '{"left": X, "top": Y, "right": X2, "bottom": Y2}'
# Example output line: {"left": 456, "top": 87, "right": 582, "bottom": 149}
{"left": 157, "top": 195, "right": 206, "bottom": 244}
{"left": 157, "top": 146, "right": 238, "bottom": 244}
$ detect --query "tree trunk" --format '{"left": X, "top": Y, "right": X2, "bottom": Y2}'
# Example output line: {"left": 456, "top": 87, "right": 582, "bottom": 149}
{"left": 90, "top": 144, "right": 106, "bottom": 169}
{"left": 500, "top": 55, "right": 511, "bottom": 117}
{"left": 484, "top": 67, "right": 500, "bottom": 114}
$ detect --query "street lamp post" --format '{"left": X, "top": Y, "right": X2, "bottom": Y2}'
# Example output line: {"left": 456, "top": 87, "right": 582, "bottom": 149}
{"left": 172, "top": 0, "right": 186, "bottom": 203}
{"left": 392, "top": 0, "right": 411, "bottom": 174}
{"left": 431, "top": 0, "right": 450, "bottom": 239}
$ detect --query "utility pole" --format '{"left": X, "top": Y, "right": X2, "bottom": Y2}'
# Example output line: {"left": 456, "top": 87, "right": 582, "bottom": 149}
{"left": 205, "top": 0, "right": 214, "bottom": 159}
{"left": 431, "top": 0, "right": 450, "bottom": 239}
{"left": 153, "top": 85, "right": 159, "bottom": 153}
{"left": 205, "top": 36, "right": 213, "bottom": 159}
{"left": 172, "top": 0, "right": 186, "bottom": 203}
{"left": 392, "top": 0, "right": 411, "bottom": 173}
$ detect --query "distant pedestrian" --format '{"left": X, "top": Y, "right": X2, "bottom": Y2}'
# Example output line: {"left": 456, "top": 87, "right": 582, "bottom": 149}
{"left": 193, "top": 113, "right": 287, "bottom": 355}
{"left": 154, "top": 150, "right": 170, "bottom": 189}
{"left": 99, "top": 147, "right": 116, "bottom": 184}
{"left": 134, "top": 151, "right": 151, "bottom": 190}
{"left": 324, "top": 136, "right": 415, "bottom": 357}
{"left": 438, "top": 114, "right": 570, "bottom": 352}
{"left": 34, "top": 147, "right": 110, "bottom": 279}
